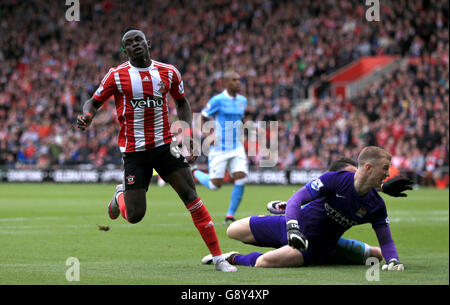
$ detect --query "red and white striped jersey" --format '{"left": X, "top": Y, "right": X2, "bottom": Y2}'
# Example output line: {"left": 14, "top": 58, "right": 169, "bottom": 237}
{"left": 93, "top": 60, "right": 185, "bottom": 153}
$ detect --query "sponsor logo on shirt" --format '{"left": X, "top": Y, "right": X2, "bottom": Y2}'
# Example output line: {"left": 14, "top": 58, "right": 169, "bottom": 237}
{"left": 178, "top": 81, "right": 184, "bottom": 94}
{"left": 324, "top": 203, "right": 358, "bottom": 228}
{"left": 310, "top": 178, "right": 324, "bottom": 191}
{"left": 130, "top": 96, "right": 164, "bottom": 109}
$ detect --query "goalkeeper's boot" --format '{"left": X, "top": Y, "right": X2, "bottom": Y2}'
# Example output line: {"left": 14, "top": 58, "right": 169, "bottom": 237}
{"left": 267, "top": 200, "right": 287, "bottom": 214}
{"left": 108, "top": 184, "right": 124, "bottom": 219}
{"left": 201, "top": 251, "right": 239, "bottom": 265}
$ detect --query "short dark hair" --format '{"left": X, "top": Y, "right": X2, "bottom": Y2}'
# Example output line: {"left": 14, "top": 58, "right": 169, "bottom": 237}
{"left": 328, "top": 157, "right": 357, "bottom": 171}
{"left": 122, "top": 26, "right": 139, "bottom": 37}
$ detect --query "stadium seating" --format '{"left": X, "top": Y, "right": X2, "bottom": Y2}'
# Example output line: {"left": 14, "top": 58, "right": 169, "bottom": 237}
{"left": 0, "top": 0, "right": 448, "bottom": 187}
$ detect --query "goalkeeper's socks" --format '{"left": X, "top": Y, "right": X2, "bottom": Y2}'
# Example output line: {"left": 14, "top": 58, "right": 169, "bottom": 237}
{"left": 117, "top": 192, "right": 130, "bottom": 222}
{"left": 193, "top": 170, "right": 218, "bottom": 190}
{"left": 186, "top": 198, "right": 222, "bottom": 257}
{"left": 226, "top": 184, "right": 245, "bottom": 217}
{"left": 230, "top": 252, "right": 262, "bottom": 267}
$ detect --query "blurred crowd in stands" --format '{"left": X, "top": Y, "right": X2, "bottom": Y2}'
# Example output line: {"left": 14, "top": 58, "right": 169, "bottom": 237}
{"left": 0, "top": 0, "right": 448, "bottom": 186}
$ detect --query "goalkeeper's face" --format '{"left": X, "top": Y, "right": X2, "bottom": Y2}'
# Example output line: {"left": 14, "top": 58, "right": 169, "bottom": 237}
{"left": 367, "top": 157, "right": 391, "bottom": 188}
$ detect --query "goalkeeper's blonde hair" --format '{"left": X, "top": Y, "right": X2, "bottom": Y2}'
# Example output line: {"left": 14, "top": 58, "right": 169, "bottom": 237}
{"left": 357, "top": 146, "right": 391, "bottom": 167}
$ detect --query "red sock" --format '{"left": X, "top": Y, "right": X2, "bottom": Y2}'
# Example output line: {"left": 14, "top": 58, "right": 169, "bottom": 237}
{"left": 186, "top": 198, "right": 222, "bottom": 257}
{"left": 117, "top": 192, "right": 130, "bottom": 222}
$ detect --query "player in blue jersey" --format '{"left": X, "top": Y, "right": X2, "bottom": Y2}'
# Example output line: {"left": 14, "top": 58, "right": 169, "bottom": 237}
{"left": 192, "top": 71, "right": 248, "bottom": 224}
{"left": 202, "top": 147, "right": 406, "bottom": 270}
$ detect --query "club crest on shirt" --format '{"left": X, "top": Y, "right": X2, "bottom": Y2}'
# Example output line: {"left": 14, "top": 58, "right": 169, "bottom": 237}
{"left": 355, "top": 207, "right": 367, "bottom": 218}
{"left": 158, "top": 81, "right": 167, "bottom": 95}
{"left": 126, "top": 175, "right": 135, "bottom": 185}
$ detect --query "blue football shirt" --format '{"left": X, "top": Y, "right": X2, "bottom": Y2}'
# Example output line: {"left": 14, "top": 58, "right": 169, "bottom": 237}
{"left": 201, "top": 89, "right": 247, "bottom": 152}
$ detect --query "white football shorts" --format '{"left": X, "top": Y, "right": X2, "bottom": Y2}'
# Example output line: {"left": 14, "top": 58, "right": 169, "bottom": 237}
{"left": 208, "top": 146, "right": 248, "bottom": 179}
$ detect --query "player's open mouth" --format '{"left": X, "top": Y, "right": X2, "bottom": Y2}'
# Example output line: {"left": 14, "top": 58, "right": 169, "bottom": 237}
{"left": 133, "top": 47, "right": 144, "bottom": 54}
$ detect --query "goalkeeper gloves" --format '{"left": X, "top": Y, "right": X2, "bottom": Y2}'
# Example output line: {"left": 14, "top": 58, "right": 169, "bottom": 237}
{"left": 381, "top": 177, "right": 413, "bottom": 197}
{"left": 286, "top": 220, "right": 308, "bottom": 251}
{"left": 382, "top": 258, "right": 405, "bottom": 271}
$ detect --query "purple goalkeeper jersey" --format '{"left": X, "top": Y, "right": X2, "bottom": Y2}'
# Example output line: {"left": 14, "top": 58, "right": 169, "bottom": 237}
{"left": 298, "top": 171, "right": 388, "bottom": 237}
{"left": 285, "top": 171, "right": 399, "bottom": 264}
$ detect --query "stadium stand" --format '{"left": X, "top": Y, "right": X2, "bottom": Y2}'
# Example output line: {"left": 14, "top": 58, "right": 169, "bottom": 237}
{"left": 0, "top": 0, "right": 448, "bottom": 187}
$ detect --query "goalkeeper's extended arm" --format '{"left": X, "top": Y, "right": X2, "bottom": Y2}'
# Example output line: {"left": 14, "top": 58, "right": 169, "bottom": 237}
{"left": 286, "top": 220, "right": 308, "bottom": 251}
{"left": 381, "top": 177, "right": 413, "bottom": 197}
{"left": 374, "top": 225, "right": 405, "bottom": 271}
{"left": 285, "top": 187, "right": 313, "bottom": 251}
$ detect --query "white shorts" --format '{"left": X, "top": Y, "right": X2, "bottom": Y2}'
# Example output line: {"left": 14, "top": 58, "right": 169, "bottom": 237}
{"left": 208, "top": 146, "right": 248, "bottom": 179}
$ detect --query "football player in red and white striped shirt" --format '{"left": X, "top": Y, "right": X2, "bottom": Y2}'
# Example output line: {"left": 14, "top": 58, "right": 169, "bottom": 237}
{"left": 76, "top": 27, "right": 236, "bottom": 272}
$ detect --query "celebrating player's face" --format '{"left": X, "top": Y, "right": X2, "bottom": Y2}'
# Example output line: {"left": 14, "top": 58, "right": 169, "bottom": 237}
{"left": 122, "top": 30, "right": 150, "bottom": 60}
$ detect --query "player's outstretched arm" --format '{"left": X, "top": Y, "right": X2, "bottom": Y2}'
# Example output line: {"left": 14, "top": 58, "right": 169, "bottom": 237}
{"left": 76, "top": 97, "right": 103, "bottom": 131}
{"left": 174, "top": 97, "right": 197, "bottom": 163}
{"left": 374, "top": 225, "right": 405, "bottom": 271}
{"left": 286, "top": 220, "right": 308, "bottom": 251}
{"left": 285, "top": 187, "right": 313, "bottom": 251}
{"left": 381, "top": 177, "right": 413, "bottom": 197}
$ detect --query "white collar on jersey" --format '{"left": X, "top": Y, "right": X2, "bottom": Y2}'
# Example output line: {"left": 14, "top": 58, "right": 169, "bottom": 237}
{"left": 223, "top": 89, "right": 238, "bottom": 99}
{"left": 128, "top": 60, "right": 154, "bottom": 71}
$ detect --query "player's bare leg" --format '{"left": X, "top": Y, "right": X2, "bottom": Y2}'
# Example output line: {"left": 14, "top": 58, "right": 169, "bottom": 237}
{"left": 210, "top": 178, "right": 223, "bottom": 189}
{"left": 370, "top": 246, "right": 383, "bottom": 261}
{"left": 164, "top": 167, "right": 237, "bottom": 272}
{"left": 254, "top": 245, "right": 304, "bottom": 267}
{"left": 218, "top": 245, "right": 304, "bottom": 268}
{"left": 123, "top": 189, "right": 147, "bottom": 223}
{"left": 226, "top": 217, "right": 256, "bottom": 244}
{"left": 108, "top": 184, "right": 146, "bottom": 224}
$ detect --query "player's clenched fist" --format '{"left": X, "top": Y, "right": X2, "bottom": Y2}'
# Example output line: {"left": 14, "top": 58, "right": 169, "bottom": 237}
{"left": 286, "top": 220, "right": 308, "bottom": 251}
{"left": 382, "top": 258, "right": 405, "bottom": 271}
{"left": 76, "top": 112, "right": 93, "bottom": 131}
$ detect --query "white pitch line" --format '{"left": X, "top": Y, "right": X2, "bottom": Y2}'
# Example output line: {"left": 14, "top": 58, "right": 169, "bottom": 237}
{"left": 0, "top": 215, "right": 103, "bottom": 222}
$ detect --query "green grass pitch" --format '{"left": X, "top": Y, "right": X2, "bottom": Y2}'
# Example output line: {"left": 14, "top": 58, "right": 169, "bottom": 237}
{"left": 0, "top": 183, "right": 448, "bottom": 285}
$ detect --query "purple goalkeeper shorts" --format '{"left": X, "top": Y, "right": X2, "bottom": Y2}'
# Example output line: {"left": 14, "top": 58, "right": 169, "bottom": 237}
{"left": 249, "top": 215, "right": 288, "bottom": 249}
{"left": 249, "top": 215, "right": 343, "bottom": 266}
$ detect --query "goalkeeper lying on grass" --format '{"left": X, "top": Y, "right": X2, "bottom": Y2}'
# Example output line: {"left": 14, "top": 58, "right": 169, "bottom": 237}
{"left": 202, "top": 147, "right": 412, "bottom": 270}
